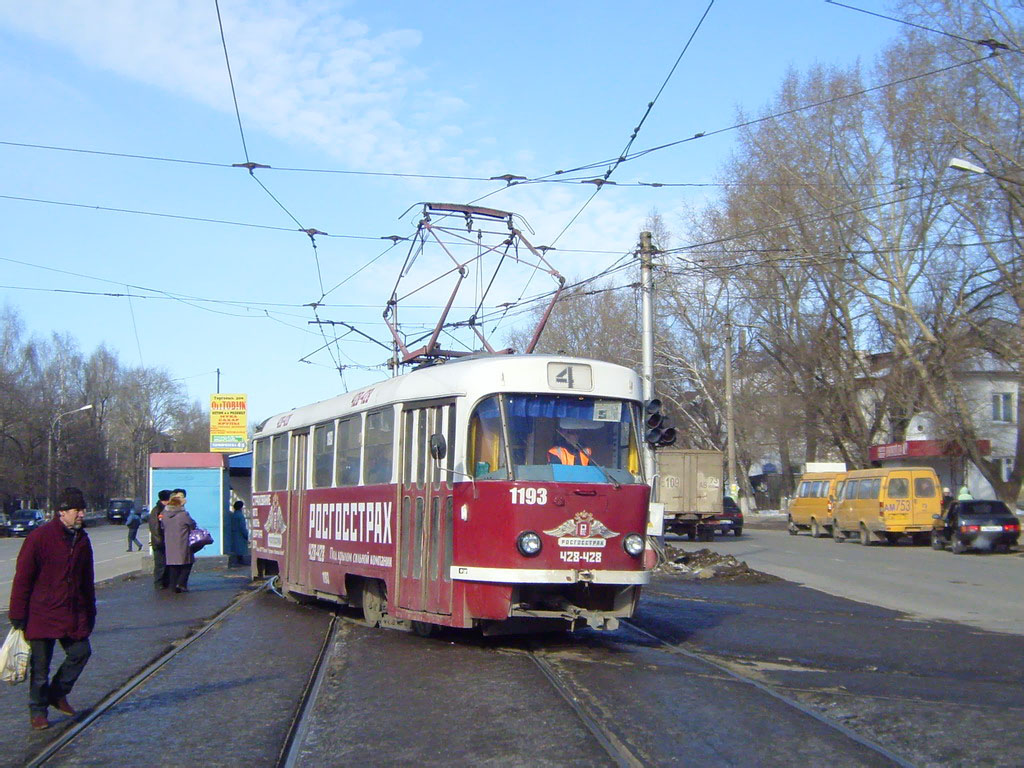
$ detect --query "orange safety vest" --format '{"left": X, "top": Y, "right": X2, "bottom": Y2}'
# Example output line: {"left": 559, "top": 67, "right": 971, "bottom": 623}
{"left": 547, "top": 446, "right": 591, "bottom": 466}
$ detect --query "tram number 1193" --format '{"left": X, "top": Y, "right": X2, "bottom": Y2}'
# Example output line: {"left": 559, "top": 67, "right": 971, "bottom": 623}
{"left": 510, "top": 487, "right": 548, "bottom": 505}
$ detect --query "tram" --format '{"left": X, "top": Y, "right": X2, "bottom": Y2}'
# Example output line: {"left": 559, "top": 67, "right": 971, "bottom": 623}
{"left": 250, "top": 354, "right": 652, "bottom": 633}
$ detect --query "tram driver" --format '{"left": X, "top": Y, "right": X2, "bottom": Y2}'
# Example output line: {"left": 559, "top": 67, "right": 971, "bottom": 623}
{"left": 547, "top": 421, "right": 594, "bottom": 466}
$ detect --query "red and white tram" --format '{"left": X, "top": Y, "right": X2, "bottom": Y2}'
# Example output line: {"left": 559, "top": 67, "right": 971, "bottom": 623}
{"left": 250, "top": 354, "right": 651, "bottom": 633}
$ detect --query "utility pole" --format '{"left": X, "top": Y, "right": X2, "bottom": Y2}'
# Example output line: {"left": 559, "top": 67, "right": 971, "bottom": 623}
{"left": 724, "top": 313, "right": 739, "bottom": 507}
{"left": 639, "top": 231, "right": 657, "bottom": 491}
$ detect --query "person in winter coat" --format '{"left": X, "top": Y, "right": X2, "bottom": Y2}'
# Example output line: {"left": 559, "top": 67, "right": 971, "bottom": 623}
{"left": 149, "top": 489, "right": 171, "bottom": 589}
{"left": 958, "top": 485, "right": 974, "bottom": 501}
{"left": 162, "top": 490, "right": 196, "bottom": 593}
{"left": 228, "top": 500, "right": 249, "bottom": 567}
{"left": 9, "top": 486, "right": 96, "bottom": 730}
{"left": 125, "top": 507, "right": 143, "bottom": 551}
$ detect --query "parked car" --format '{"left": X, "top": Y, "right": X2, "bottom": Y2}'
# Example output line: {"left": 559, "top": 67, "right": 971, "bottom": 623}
{"left": 932, "top": 499, "right": 1020, "bottom": 554}
{"left": 106, "top": 499, "right": 135, "bottom": 524}
{"left": 712, "top": 496, "right": 744, "bottom": 536}
{"left": 8, "top": 509, "right": 46, "bottom": 537}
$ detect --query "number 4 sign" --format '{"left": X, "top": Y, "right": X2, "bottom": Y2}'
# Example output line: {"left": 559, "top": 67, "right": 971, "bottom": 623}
{"left": 546, "top": 362, "right": 593, "bottom": 391}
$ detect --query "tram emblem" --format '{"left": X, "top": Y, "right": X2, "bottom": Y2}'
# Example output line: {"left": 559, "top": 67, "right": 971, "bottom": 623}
{"left": 266, "top": 496, "right": 287, "bottom": 549}
{"left": 544, "top": 511, "right": 618, "bottom": 548}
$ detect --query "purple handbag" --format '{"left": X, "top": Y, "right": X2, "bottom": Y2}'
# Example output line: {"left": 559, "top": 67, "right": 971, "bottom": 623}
{"left": 188, "top": 527, "right": 214, "bottom": 553}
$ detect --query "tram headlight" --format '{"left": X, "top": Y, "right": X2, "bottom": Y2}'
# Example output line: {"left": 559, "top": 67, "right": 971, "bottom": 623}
{"left": 623, "top": 533, "right": 644, "bottom": 558}
{"left": 516, "top": 531, "right": 542, "bottom": 557}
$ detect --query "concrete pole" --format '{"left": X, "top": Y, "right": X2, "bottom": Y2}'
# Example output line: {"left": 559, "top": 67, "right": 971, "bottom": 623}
{"left": 639, "top": 232, "right": 657, "bottom": 493}
{"left": 724, "top": 313, "right": 739, "bottom": 507}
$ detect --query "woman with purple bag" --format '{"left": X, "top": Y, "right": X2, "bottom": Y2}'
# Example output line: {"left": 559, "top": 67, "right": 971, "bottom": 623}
{"left": 161, "top": 490, "right": 196, "bottom": 593}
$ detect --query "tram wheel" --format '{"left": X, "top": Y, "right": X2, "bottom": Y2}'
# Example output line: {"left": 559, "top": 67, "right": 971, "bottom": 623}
{"left": 411, "top": 621, "right": 435, "bottom": 638}
{"left": 361, "top": 579, "right": 386, "bottom": 627}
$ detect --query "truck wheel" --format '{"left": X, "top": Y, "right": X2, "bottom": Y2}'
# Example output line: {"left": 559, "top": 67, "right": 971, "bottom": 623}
{"left": 733, "top": 527, "right": 742, "bottom": 537}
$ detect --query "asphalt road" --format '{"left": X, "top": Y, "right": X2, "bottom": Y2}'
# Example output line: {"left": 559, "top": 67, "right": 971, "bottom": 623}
{"left": 681, "top": 519, "right": 1024, "bottom": 636}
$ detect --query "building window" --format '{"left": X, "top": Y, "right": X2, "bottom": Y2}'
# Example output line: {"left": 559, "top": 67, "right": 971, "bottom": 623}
{"left": 995, "top": 457, "right": 1013, "bottom": 482}
{"left": 992, "top": 393, "right": 1014, "bottom": 423}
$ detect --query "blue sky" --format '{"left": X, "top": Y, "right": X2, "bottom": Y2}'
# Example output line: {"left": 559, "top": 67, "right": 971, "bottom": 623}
{"left": 0, "top": 0, "right": 899, "bottom": 422}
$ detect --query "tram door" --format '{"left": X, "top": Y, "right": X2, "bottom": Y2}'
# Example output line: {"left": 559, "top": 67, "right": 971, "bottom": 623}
{"left": 285, "top": 431, "right": 308, "bottom": 588}
{"left": 398, "top": 402, "right": 455, "bottom": 615}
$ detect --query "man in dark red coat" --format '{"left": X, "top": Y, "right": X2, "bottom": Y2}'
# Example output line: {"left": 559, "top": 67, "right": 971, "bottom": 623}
{"left": 9, "top": 486, "right": 96, "bottom": 730}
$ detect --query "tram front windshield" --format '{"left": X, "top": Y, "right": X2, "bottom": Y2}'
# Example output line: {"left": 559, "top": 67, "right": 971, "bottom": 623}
{"left": 469, "top": 394, "right": 642, "bottom": 484}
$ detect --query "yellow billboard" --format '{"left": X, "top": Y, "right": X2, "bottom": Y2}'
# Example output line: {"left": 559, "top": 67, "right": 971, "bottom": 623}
{"left": 210, "top": 394, "right": 248, "bottom": 453}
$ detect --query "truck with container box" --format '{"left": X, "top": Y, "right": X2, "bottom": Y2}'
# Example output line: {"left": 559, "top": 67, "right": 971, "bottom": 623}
{"left": 659, "top": 448, "right": 724, "bottom": 541}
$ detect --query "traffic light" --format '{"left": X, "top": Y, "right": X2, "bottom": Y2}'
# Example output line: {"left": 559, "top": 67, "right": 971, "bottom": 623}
{"left": 643, "top": 399, "right": 677, "bottom": 447}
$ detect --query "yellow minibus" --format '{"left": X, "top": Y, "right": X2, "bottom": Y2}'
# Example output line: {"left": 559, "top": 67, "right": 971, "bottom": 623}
{"left": 832, "top": 466, "right": 940, "bottom": 545}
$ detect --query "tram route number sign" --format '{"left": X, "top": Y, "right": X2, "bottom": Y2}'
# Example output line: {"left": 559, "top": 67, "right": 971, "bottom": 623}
{"left": 547, "top": 362, "right": 592, "bottom": 391}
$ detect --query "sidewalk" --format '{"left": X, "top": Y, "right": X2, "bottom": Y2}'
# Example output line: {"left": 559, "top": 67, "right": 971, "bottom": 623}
{"left": 0, "top": 562, "right": 253, "bottom": 767}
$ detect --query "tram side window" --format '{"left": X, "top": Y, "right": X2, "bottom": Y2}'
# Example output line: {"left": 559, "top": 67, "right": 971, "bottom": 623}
{"left": 271, "top": 434, "right": 289, "bottom": 490}
{"left": 312, "top": 422, "right": 335, "bottom": 488}
{"left": 364, "top": 407, "right": 395, "bottom": 485}
{"left": 336, "top": 417, "right": 361, "bottom": 486}
{"left": 254, "top": 438, "right": 270, "bottom": 492}
{"left": 469, "top": 396, "right": 507, "bottom": 479}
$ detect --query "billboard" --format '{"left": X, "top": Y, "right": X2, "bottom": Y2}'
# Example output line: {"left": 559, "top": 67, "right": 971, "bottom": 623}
{"left": 210, "top": 394, "right": 248, "bottom": 453}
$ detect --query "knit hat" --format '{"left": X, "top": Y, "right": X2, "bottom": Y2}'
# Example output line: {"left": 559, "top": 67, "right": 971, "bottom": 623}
{"left": 57, "top": 486, "right": 86, "bottom": 511}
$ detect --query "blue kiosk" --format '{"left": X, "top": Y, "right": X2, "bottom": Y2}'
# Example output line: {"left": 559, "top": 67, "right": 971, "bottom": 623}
{"left": 148, "top": 452, "right": 230, "bottom": 558}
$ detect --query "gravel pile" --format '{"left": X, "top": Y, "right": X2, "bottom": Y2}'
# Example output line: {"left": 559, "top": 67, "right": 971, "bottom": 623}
{"left": 659, "top": 546, "right": 779, "bottom": 583}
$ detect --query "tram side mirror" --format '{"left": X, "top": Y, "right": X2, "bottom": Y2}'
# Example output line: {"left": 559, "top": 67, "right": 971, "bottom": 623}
{"left": 429, "top": 433, "right": 447, "bottom": 461}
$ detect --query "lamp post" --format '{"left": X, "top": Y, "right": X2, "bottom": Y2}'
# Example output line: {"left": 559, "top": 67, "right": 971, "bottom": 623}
{"left": 46, "top": 404, "right": 93, "bottom": 512}
{"left": 948, "top": 157, "right": 1023, "bottom": 188}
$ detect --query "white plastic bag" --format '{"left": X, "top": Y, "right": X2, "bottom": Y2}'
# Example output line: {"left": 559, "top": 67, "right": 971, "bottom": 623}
{"left": 0, "top": 626, "right": 30, "bottom": 685}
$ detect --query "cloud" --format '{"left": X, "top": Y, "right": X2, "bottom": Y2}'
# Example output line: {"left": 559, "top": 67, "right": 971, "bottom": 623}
{"left": 0, "top": 0, "right": 465, "bottom": 170}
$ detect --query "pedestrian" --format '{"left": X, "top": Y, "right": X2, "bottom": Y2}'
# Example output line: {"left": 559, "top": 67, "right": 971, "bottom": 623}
{"left": 162, "top": 490, "right": 196, "bottom": 593}
{"left": 958, "top": 485, "right": 973, "bottom": 501}
{"left": 8, "top": 486, "right": 96, "bottom": 730}
{"left": 125, "top": 506, "right": 143, "bottom": 551}
{"left": 149, "top": 489, "right": 171, "bottom": 589}
{"left": 229, "top": 500, "right": 249, "bottom": 567}
{"left": 941, "top": 487, "right": 954, "bottom": 514}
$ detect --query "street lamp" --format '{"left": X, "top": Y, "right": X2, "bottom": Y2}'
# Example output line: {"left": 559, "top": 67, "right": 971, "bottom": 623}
{"left": 948, "top": 157, "right": 1023, "bottom": 187}
{"left": 46, "top": 404, "right": 94, "bottom": 512}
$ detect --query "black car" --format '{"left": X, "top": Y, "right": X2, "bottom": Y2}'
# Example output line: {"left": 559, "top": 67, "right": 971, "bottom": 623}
{"left": 107, "top": 499, "right": 135, "bottom": 524}
{"left": 8, "top": 509, "right": 46, "bottom": 537}
{"left": 712, "top": 496, "right": 744, "bottom": 536}
{"left": 932, "top": 499, "right": 1020, "bottom": 554}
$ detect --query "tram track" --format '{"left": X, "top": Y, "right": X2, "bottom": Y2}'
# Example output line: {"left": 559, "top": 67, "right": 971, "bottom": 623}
{"left": 618, "top": 618, "right": 916, "bottom": 768}
{"left": 527, "top": 647, "right": 647, "bottom": 768}
{"left": 519, "top": 618, "right": 920, "bottom": 768}
{"left": 275, "top": 613, "right": 340, "bottom": 768}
